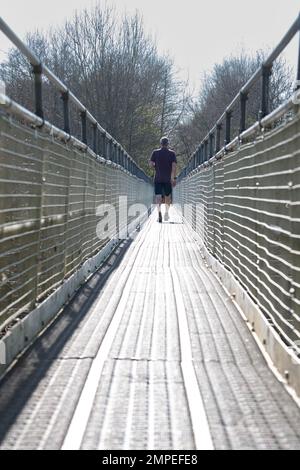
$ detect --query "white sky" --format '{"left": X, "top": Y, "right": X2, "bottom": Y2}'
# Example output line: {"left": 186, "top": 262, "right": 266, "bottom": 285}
{"left": 0, "top": 0, "right": 299, "bottom": 91}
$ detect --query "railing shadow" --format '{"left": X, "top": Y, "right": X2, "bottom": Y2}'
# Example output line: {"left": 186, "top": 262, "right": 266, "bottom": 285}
{"left": 0, "top": 237, "right": 133, "bottom": 445}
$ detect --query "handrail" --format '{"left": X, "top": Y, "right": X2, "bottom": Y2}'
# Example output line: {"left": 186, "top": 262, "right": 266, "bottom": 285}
{"left": 179, "top": 12, "right": 300, "bottom": 180}
{"left": 0, "top": 17, "right": 149, "bottom": 182}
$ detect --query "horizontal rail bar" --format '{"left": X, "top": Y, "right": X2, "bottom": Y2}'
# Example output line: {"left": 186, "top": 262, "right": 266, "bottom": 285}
{"left": 185, "top": 95, "right": 296, "bottom": 176}
{"left": 0, "top": 93, "right": 145, "bottom": 177}
{"left": 0, "top": 17, "right": 40, "bottom": 66}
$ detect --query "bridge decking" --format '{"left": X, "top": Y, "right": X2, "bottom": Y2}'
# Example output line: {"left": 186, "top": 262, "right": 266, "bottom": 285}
{"left": 0, "top": 209, "right": 299, "bottom": 450}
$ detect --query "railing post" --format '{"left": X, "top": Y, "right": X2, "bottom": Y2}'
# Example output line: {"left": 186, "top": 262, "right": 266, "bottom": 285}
{"left": 216, "top": 124, "right": 222, "bottom": 153}
{"left": 92, "top": 123, "right": 97, "bottom": 154}
{"left": 209, "top": 132, "right": 214, "bottom": 159}
{"left": 109, "top": 140, "right": 113, "bottom": 162}
{"left": 32, "top": 63, "right": 44, "bottom": 119}
{"left": 261, "top": 65, "right": 272, "bottom": 118}
{"left": 81, "top": 111, "right": 87, "bottom": 144}
{"left": 102, "top": 133, "right": 106, "bottom": 158}
{"left": 240, "top": 92, "right": 248, "bottom": 134}
{"left": 114, "top": 143, "right": 118, "bottom": 164}
{"left": 225, "top": 111, "right": 232, "bottom": 145}
{"left": 203, "top": 139, "right": 208, "bottom": 161}
{"left": 61, "top": 91, "right": 70, "bottom": 134}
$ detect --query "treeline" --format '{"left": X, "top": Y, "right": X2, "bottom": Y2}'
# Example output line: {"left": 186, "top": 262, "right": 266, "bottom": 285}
{"left": 175, "top": 51, "right": 293, "bottom": 163}
{"left": 0, "top": 4, "right": 187, "bottom": 172}
{"left": 0, "top": 3, "right": 294, "bottom": 171}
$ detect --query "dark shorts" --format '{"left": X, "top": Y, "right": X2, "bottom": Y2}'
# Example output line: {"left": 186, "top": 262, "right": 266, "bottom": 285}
{"left": 155, "top": 182, "right": 172, "bottom": 197}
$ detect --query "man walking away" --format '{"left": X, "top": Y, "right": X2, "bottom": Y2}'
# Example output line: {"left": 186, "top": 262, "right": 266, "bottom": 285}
{"left": 149, "top": 137, "right": 177, "bottom": 223}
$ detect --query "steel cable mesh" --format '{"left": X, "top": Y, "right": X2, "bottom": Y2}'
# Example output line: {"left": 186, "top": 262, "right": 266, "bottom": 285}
{"left": 0, "top": 115, "right": 153, "bottom": 328}
{"left": 175, "top": 113, "right": 300, "bottom": 349}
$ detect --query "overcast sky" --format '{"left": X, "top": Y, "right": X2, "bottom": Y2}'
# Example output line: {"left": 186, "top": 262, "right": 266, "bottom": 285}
{"left": 0, "top": 0, "right": 299, "bottom": 91}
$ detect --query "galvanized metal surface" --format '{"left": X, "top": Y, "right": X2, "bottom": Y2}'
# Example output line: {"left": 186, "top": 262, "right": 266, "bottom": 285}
{"left": 0, "top": 114, "right": 153, "bottom": 331}
{"left": 0, "top": 211, "right": 299, "bottom": 450}
{"left": 175, "top": 112, "right": 300, "bottom": 355}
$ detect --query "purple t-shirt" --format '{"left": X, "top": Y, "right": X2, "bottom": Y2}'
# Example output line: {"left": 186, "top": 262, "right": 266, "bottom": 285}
{"left": 151, "top": 148, "right": 177, "bottom": 183}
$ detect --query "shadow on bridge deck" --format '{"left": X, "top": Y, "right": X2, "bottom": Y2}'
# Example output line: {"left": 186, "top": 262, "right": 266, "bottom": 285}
{"left": 0, "top": 208, "right": 299, "bottom": 450}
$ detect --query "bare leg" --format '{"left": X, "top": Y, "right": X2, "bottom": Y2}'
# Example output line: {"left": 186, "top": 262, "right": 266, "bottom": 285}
{"left": 164, "top": 195, "right": 171, "bottom": 220}
{"left": 165, "top": 195, "right": 171, "bottom": 213}
{"left": 156, "top": 195, "right": 163, "bottom": 222}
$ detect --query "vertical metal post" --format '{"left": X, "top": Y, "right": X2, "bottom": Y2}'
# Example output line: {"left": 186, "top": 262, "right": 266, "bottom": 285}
{"left": 107, "top": 139, "right": 111, "bottom": 161}
{"left": 216, "top": 124, "right": 222, "bottom": 153}
{"left": 225, "top": 111, "right": 232, "bottom": 145}
{"left": 102, "top": 133, "right": 106, "bottom": 158}
{"left": 111, "top": 141, "right": 114, "bottom": 162}
{"left": 209, "top": 133, "right": 214, "bottom": 158}
{"left": 261, "top": 65, "right": 272, "bottom": 118}
{"left": 32, "top": 64, "right": 44, "bottom": 119}
{"left": 81, "top": 111, "right": 87, "bottom": 144}
{"left": 200, "top": 144, "right": 204, "bottom": 164}
{"left": 110, "top": 141, "right": 114, "bottom": 162}
{"left": 92, "top": 124, "right": 97, "bottom": 154}
{"left": 240, "top": 92, "right": 248, "bottom": 134}
{"left": 61, "top": 91, "right": 70, "bottom": 134}
{"left": 204, "top": 139, "right": 209, "bottom": 161}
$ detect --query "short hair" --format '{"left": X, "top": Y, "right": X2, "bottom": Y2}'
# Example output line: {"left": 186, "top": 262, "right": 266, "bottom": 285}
{"left": 160, "top": 136, "right": 169, "bottom": 146}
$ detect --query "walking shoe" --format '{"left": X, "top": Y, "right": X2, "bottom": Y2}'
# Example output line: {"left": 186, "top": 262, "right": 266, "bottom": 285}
{"left": 158, "top": 212, "right": 162, "bottom": 223}
{"left": 164, "top": 212, "right": 169, "bottom": 221}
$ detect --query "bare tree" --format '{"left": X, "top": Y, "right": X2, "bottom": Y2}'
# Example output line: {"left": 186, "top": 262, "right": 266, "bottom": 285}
{"left": 0, "top": 3, "right": 187, "bottom": 171}
{"left": 175, "top": 50, "right": 294, "bottom": 163}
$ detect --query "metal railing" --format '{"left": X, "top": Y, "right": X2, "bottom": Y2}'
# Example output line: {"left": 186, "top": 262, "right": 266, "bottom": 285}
{"left": 175, "top": 14, "right": 300, "bottom": 353}
{"left": 178, "top": 12, "right": 300, "bottom": 179}
{"left": 0, "top": 19, "right": 154, "bottom": 331}
{"left": 0, "top": 17, "right": 149, "bottom": 182}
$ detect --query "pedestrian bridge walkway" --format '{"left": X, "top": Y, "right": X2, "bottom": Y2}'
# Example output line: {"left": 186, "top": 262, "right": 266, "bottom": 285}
{"left": 1, "top": 15, "right": 300, "bottom": 451}
{"left": 0, "top": 210, "right": 299, "bottom": 450}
